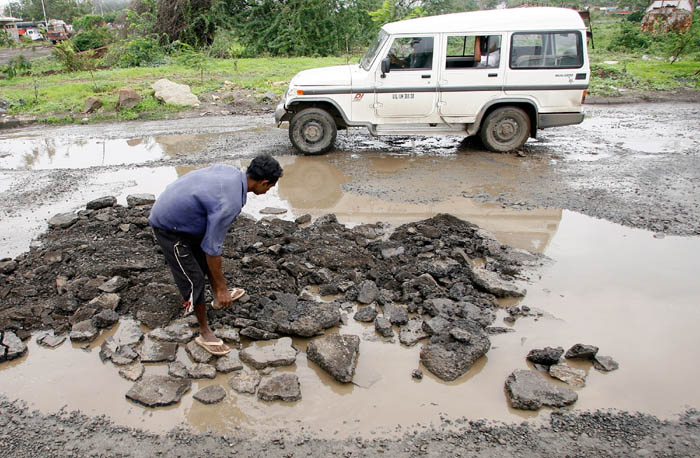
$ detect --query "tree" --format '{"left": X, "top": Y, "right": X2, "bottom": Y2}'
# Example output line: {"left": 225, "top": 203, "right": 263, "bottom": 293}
{"left": 8, "top": 0, "right": 92, "bottom": 23}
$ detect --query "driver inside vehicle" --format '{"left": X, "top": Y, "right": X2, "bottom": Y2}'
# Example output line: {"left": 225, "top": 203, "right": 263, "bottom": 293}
{"left": 388, "top": 37, "right": 433, "bottom": 70}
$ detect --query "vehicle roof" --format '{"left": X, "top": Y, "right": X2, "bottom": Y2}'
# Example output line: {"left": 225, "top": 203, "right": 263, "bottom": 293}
{"left": 383, "top": 7, "right": 585, "bottom": 35}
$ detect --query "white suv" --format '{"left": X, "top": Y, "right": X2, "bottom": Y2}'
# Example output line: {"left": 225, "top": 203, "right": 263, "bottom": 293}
{"left": 275, "top": 7, "right": 589, "bottom": 155}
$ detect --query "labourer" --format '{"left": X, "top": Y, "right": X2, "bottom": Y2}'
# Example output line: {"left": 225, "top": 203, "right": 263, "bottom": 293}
{"left": 149, "top": 154, "right": 283, "bottom": 356}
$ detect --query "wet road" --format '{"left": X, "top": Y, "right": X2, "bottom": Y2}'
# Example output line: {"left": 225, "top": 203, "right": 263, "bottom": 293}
{"left": 0, "top": 103, "right": 699, "bottom": 436}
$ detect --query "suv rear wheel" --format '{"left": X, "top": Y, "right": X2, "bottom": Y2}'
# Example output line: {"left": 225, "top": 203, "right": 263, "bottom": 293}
{"left": 289, "top": 108, "right": 337, "bottom": 155}
{"left": 479, "top": 106, "right": 530, "bottom": 152}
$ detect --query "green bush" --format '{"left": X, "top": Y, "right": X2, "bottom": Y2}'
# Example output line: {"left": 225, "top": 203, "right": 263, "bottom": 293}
{"left": 74, "top": 14, "right": 105, "bottom": 31}
{"left": 102, "top": 36, "right": 166, "bottom": 68}
{"left": 73, "top": 27, "right": 113, "bottom": 51}
{"left": 608, "top": 21, "right": 651, "bottom": 52}
{"left": 208, "top": 28, "right": 243, "bottom": 59}
{"left": 1, "top": 55, "right": 32, "bottom": 79}
{"left": 0, "top": 30, "right": 15, "bottom": 48}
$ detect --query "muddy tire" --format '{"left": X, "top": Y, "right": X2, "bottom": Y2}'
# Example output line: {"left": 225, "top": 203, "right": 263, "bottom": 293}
{"left": 479, "top": 107, "right": 530, "bottom": 153}
{"left": 289, "top": 108, "right": 337, "bottom": 155}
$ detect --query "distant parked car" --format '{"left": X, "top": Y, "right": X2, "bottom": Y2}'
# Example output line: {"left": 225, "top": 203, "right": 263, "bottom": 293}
{"left": 25, "top": 28, "right": 43, "bottom": 41}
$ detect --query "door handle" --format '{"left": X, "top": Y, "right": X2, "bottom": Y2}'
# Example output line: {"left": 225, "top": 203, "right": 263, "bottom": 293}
{"left": 488, "top": 73, "right": 498, "bottom": 77}
{"left": 421, "top": 74, "right": 431, "bottom": 79}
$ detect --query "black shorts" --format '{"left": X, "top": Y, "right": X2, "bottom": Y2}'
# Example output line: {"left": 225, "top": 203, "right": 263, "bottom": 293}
{"left": 152, "top": 226, "right": 210, "bottom": 308}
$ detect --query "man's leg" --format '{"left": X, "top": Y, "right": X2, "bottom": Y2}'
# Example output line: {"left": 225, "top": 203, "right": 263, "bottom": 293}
{"left": 190, "top": 242, "right": 229, "bottom": 354}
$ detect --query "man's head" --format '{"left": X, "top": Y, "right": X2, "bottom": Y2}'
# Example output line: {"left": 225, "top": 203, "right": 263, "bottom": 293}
{"left": 246, "top": 154, "right": 283, "bottom": 195}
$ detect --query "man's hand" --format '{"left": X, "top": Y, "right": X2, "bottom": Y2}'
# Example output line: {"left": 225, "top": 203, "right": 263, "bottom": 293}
{"left": 205, "top": 254, "right": 232, "bottom": 308}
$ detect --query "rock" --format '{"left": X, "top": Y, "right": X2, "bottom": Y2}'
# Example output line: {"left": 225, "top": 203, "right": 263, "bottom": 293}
{"left": 505, "top": 369, "right": 578, "bottom": 410}
{"left": 86, "top": 196, "right": 116, "bottom": 210}
{"left": 374, "top": 316, "right": 394, "bottom": 338}
{"left": 126, "top": 193, "right": 155, "bottom": 207}
{"left": 259, "top": 207, "right": 287, "bottom": 215}
{"left": 240, "top": 326, "right": 279, "bottom": 340}
{"left": 193, "top": 385, "right": 227, "bottom": 404}
{"left": 0, "top": 331, "right": 28, "bottom": 361}
{"left": 420, "top": 332, "right": 490, "bottom": 381}
{"left": 460, "top": 302, "right": 496, "bottom": 327}
{"left": 125, "top": 375, "right": 191, "bottom": 407}
{"left": 152, "top": 79, "right": 200, "bottom": 107}
{"left": 565, "top": 343, "right": 599, "bottom": 360}
{"left": 485, "top": 326, "right": 515, "bottom": 335}
{"left": 84, "top": 97, "right": 102, "bottom": 113}
{"left": 48, "top": 213, "right": 79, "bottom": 229}
{"left": 93, "top": 309, "right": 119, "bottom": 329}
{"left": 187, "top": 363, "right": 217, "bottom": 379}
{"left": 239, "top": 337, "right": 297, "bottom": 369}
{"left": 216, "top": 350, "right": 243, "bottom": 373}
{"left": 412, "top": 369, "right": 423, "bottom": 380}
{"left": 306, "top": 334, "right": 360, "bottom": 383}
{"left": 185, "top": 340, "right": 214, "bottom": 364}
{"left": 98, "top": 276, "right": 128, "bottom": 293}
{"left": 0, "top": 260, "right": 18, "bottom": 274}
{"left": 116, "top": 88, "right": 142, "bottom": 110}
{"left": 593, "top": 355, "right": 619, "bottom": 372}
{"left": 383, "top": 303, "right": 408, "bottom": 325}
{"left": 36, "top": 331, "right": 66, "bottom": 348}
{"left": 138, "top": 338, "right": 178, "bottom": 363}
{"left": 423, "top": 316, "right": 451, "bottom": 335}
{"left": 70, "top": 319, "right": 99, "bottom": 342}
{"left": 214, "top": 327, "right": 240, "bottom": 344}
{"left": 168, "top": 361, "right": 189, "bottom": 378}
{"left": 353, "top": 305, "right": 378, "bottom": 322}
{"left": 357, "top": 280, "right": 379, "bottom": 304}
{"left": 549, "top": 364, "right": 586, "bottom": 387}
{"left": 295, "top": 214, "right": 312, "bottom": 224}
{"left": 88, "top": 293, "right": 120, "bottom": 311}
{"left": 119, "top": 363, "right": 144, "bottom": 382}
{"left": 471, "top": 267, "right": 526, "bottom": 297}
{"left": 228, "top": 371, "right": 262, "bottom": 394}
{"left": 112, "top": 319, "right": 144, "bottom": 346}
{"left": 527, "top": 347, "right": 565, "bottom": 366}
{"left": 257, "top": 373, "right": 301, "bottom": 402}
{"left": 261, "top": 91, "right": 276, "bottom": 103}
{"left": 149, "top": 323, "right": 195, "bottom": 343}
{"left": 449, "top": 328, "right": 472, "bottom": 343}
{"left": 100, "top": 337, "right": 139, "bottom": 365}
{"left": 254, "top": 295, "right": 340, "bottom": 338}
{"left": 399, "top": 318, "right": 429, "bottom": 346}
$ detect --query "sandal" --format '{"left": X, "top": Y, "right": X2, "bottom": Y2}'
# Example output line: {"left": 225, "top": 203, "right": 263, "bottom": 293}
{"left": 194, "top": 336, "right": 229, "bottom": 356}
{"left": 211, "top": 288, "right": 246, "bottom": 310}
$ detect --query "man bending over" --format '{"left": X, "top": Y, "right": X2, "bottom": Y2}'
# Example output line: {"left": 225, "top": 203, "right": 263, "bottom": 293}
{"left": 149, "top": 154, "right": 283, "bottom": 356}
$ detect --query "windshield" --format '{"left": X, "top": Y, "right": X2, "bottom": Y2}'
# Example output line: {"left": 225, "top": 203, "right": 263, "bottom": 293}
{"left": 360, "top": 30, "right": 388, "bottom": 71}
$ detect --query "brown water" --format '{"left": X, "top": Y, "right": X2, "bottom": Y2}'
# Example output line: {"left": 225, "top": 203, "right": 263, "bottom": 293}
{"left": 2, "top": 154, "right": 700, "bottom": 438}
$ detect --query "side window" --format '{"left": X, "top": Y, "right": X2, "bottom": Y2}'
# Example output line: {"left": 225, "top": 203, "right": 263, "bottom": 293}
{"left": 444, "top": 35, "right": 501, "bottom": 69}
{"left": 387, "top": 36, "right": 433, "bottom": 70}
{"left": 510, "top": 31, "right": 583, "bottom": 69}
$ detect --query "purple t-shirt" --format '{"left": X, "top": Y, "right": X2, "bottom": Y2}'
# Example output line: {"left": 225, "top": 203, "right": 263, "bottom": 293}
{"left": 149, "top": 164, "right": 248, "bottom": 256}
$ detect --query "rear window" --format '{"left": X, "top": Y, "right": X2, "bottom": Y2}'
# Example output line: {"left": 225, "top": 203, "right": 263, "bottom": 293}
{"left": 510, "top": 31, "right": 583, "bottom": 69}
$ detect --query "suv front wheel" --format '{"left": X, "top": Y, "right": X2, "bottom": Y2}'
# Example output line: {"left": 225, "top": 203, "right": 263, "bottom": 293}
{"left": 289, "top": 108, "right": 337, "bottom": 155}
{"left": 479, "top": 107, "right": 530, "bottom": 153}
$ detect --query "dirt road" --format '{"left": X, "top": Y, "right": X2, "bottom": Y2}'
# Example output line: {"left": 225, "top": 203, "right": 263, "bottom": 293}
{"left": 0, "top": 102, "right": 699, "bottom": 456}
{"left": 0, "top": 45, "right": 53, "bottom": 65}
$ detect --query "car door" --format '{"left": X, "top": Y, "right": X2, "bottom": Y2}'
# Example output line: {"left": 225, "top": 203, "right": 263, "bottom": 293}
{"left": 374, "top": 36, "right": 438, "bottom": 118}
{"left": 438, "top": 34, "right": 505, "bottom": 120}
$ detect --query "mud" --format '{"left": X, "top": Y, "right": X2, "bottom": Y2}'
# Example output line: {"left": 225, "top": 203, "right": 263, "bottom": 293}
{"left": 1, "top": 100, "right": 700, "bottom": 456}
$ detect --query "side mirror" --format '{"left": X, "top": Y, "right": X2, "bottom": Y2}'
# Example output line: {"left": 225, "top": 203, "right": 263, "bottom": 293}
{"left": 381, "top": 57, "right": 391, "bottom": 78}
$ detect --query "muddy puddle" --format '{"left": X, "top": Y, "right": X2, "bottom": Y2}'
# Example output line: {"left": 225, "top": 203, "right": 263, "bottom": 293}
{"left": 1, "top": 151, "right": 700, "bottom": 438}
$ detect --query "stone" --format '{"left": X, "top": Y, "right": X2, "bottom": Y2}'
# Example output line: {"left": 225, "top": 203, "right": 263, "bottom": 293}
{"left": 125, "top": 375, "right": 191, "bottom": 407}
{"left": 375, "top": 316, "right": 394, "bottom": 338}
{"left": 0, "top": 331, "right": 28, "bottom": 361}
{"left": 485, "top": 326, "right": 515, "bottom": 335}
{"left": 193, "top": 385, "right": 227, "bottom": 404}
{"left": 93, "top": 309, "right": 119, "bottom": 329}
{"left": 149, "top": 323, "right": 195, "bottom": 343}
{"left": 259, "top": 207, "right": 287, "bottom": 215}
{"left": 152, "top": 79, "right": 200, "bottom": 107}
{"left": 257, "top": 373, "right": 301, "bottom": 402}
{"left": 214, "top": 327, "right": 240, "bottom": 344}
{"left": 471, "top": 267, "right": 526, "bottom": 297}
{"left": 383, "top": 303, "right": 408, "bottom": 325}
{"left": 116, "top": 88, "right": 142, "bottom": 110}
{"left": 449, "top": 328, "right": 472, "bottom": 343}
{"left": 69, "top": 319, "right": 99, "bottom": 342}
{"left": 527, "top": 347, "right": 565, "bottom": 366}
{"left": 420, "top": 332, "right": 491, "bottom": 381}
{"left": 565, "top": 343, "right": 599, "bottom": 360}
{"left": 353, "top": 305, "right": 378, "bottom": 322}
{"left": 185, "top": 340, "right": 214, "bottom": 364}
{"left": 357, "top": 280, "right": 379, "bottom": 304}
{"left": 423, "top": 316, "right": 451, "bottom": 335}
{"left": 399, "top": 319, "right": 429, "bottom": 347}
{"left": 36, "top": 331, "right": 66, "bottom": 348}
{"left": 48, "top": 213, "right": 78, "bottom": 229}
{"left": 228, "top": 371, "right": 262, "bottom": 394}
{"left": 138, "top": 338, "right": 178, "bottom": 363}
{"left": 240, "top": 327, "right": 279, "bottom": 340}
{"left": 0, "top": 260, "right": 18, "bottom": 274}
{"left": 126, "top": 193, "right": 155, "bottom": 207}
{"left": 187, "top": 363, "right": 217, "bottom": 379}
{"left": 412, "top": 369, "right": 423, "bottom": 380}
{"left": 100, "top": 337, "right": 139, "bottom": 365}
{"left": 593, "top": 355, "right": 619, "bottom": 372}
{"left": 295, "top": 214, "right": 311, "bottom": 225}
{"left": 112, "top": 319, "right": 144, "bottom": 346}
{"left": 86, "top": 196, "right": 116, "bottom": 210}
{"left": 168, "top": 362, "right": 189, "bottom": 378}
{"left": 119, "top": 363, "right": 144, "bottom": 382}
{"left": 505, "top": 369, "right": 578, "bottom": 410}
{"left": 306, "top": 334, "right": 360, "bottom": 383}
{"left": 216, "top": 350, "right": 243, "bottom": 373}
{"left": 240, "top": 337, "right": 297, "bottom": 369}
{"left": 549, "top": 364, "right": 587, "bottom": 387}
{"left": 98, "top": 276, "right": 128, "bottom": 293}
{"left": 88, "top": 293, "right": 120, "bottom": 311}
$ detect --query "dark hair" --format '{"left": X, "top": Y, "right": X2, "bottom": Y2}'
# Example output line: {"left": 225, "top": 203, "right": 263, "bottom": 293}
{"left": 246, "top": 154, "right": 283, "bottom": 184}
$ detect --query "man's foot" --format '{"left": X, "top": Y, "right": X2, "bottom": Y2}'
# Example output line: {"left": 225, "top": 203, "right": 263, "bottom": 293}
{"left": 194, "top": 335, "right": 229, "bottom": 356}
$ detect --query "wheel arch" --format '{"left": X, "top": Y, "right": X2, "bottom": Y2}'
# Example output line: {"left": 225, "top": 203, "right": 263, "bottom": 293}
{"left": 287, "top": 98, "right": 349, "bottom": 130}
{"left": 471, "top": 99, "right": 539, "bottom": 138}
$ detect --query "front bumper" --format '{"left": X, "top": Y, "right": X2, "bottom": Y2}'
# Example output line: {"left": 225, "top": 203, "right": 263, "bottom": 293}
{"left": 275, "top": 102, "right": 289, "bottom": 125}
